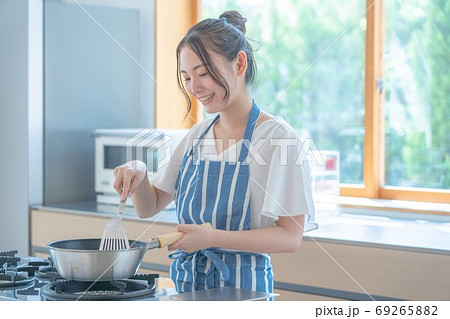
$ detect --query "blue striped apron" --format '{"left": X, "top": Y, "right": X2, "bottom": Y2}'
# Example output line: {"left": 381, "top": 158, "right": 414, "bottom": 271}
{"left": 169, "top": 101, "right": 274, "bottom": 293}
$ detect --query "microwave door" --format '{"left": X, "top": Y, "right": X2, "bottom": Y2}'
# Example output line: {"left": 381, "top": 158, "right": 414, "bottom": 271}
{"left": 104, "top": 145, "right": 127, "bottom": 170}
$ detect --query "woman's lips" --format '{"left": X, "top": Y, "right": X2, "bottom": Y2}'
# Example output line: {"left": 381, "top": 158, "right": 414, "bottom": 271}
{"left": 198, "top": 93, "right": 214, "bottom": 104}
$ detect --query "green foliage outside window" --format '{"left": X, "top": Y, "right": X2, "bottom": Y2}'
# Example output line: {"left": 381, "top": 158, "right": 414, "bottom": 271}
{"left": 385, "top": 0, "right": 449, "bottom": 189}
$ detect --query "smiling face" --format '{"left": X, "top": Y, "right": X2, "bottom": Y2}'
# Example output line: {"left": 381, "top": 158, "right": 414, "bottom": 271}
{"left": 179, "top": 46, "right": 239, "bottom": 114}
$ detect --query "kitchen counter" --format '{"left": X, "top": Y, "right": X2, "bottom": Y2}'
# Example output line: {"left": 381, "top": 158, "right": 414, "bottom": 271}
{"left": 32, "top": 200, "right": 450, "bottom": 253}
{"left": 29, "top": 203, "right": 450, "bottom": 300}
{"left": 32, "top": 200, "right": 179, "bottom": 224}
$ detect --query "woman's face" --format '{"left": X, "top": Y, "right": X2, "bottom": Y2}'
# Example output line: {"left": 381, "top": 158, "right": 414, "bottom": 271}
{"left": 179, "top": 46, "right": 238, "bottom": 114}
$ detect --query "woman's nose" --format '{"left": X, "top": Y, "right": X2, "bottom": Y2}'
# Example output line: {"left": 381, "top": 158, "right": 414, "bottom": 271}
{"left": 190, "top": 77, "right": 202, "bottom": 95}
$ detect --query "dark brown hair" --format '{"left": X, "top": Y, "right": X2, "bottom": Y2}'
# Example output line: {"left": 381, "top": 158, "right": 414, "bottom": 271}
{"left": 176, "top": 10, "right": 257, "bottom": 114}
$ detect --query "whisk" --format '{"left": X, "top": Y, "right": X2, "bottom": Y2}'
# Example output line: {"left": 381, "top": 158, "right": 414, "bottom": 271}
{"left": 99, "top": 198, "right": 130, "bottom": 250}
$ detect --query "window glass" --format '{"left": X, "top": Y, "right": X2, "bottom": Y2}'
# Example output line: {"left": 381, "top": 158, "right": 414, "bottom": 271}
{"left": 384, "top": 0, "right": 449, "bottom": 189}
{"left": 201, "top": 0, "right": 366, "bottom": 184}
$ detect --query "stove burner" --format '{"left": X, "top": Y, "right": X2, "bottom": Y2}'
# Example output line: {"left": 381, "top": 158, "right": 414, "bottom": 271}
{"left": 35, "top": 266, "right": 63, "bottom": 281}
{"left": 0, "top": 250, "right": 19, "bottom": 257}
{"left": 1, "top": 251, "right": 162, "bottom": 301}
{"left": 16, "top": 266, "right": 39, "bottom": 277}
{"left": 29, "top": 261, "right": 50, "bottom": 268}
{"left": 0, "top": 251, "right": 28, "bottom": 271}
{"left": 17, "top": 285, "right": 40, "bottom": 296}
{"left": 41, "top": 274, "right": 159, "bottom": 301}
{"left": 0, "top": 272, "right": 35, "bottom": 289}
{"left": 0, "top": 257, "right": 21, "bottom": 269}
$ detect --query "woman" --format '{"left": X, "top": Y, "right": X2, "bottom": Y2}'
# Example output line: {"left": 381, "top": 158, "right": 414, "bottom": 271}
{"left": 113, "top": 10, "right": 317, "bottom": 293}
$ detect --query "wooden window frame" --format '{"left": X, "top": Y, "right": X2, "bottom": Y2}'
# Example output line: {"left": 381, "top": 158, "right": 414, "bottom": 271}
{"left": 154, "top": 0, "right": 200, "bottom": 129}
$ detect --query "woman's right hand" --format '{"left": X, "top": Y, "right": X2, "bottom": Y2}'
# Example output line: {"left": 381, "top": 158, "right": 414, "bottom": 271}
{"left": 113, "top": 160, "right": 147, "bottom": 201}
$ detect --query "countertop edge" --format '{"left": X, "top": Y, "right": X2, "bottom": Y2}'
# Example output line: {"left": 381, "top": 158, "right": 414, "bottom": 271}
{"left": 30, "top": 201, "right": 450, "bottom": 255}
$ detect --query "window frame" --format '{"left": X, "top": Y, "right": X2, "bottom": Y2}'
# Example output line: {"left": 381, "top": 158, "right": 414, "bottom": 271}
{"left": 154, "top": 0, "right": 200, "bottom": 129}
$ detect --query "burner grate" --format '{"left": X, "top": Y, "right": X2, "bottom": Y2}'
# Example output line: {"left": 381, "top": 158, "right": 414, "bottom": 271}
{"left": 0, "top": 257, "right": 21, "bottom": 269}
{"left": 41, "top": 276, "right": 159, "bottom": 301}
{"left": 74, "top": 290, "right": 123, "bottom": 296}
{"left": 53, "top": 280, "right": 128, "bottom": 295}
{"left": 0, "top": 272, "right": 35, "bottom": 289}
{"left": 35, "top": 267, "right": 63, "bottom": 282}
{"left": 0, "top": 251, "right": 21, "bottom": 269}
{"left": 0, "top": 250, "right": 18, "bottom": 257}
{"left": 16, "top": 266, "right": 39, "bottom": 277}
{"left": 28, "top": 261, "right": 50, "bottom": 268}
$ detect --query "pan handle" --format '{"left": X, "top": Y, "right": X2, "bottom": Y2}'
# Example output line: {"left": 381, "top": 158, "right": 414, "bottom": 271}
{"left": 147, "top": 223, "right": 211, "bottom": 250}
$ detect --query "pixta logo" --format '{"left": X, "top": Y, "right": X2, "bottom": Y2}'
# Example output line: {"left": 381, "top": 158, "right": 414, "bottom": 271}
{"left": 192, "top": 136, "right": 326, "bottom": 167}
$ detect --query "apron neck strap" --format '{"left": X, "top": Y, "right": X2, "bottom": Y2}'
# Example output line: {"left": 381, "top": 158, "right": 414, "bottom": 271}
{"left": 238, "top": 100, "right": 260, "bottom": 162}
{"left": 190, "top": 101, "right": 261, "bottom": 162}
{"left": 191, "top": 115, "right": 220, "bottom": 153}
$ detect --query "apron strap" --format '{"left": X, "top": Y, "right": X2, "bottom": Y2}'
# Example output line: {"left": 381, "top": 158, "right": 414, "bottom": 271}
{"left": 169, "top": 247, "right": 271, "bottom": 291}
{"left": 188, "top": 101, "right": 261, "bottom": 162}
{"left": 169, "top": 248, "right": 230, "bottom": 291}
{"left": 189, "top": 115, "right": 220, "bottom": 157}
{"left": 238, "top": 101, "right": 261, "bottom": 163}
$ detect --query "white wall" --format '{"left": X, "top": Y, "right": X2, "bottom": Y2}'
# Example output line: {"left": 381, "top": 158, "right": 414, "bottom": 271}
{"left": 0, "top": 0, "right": 43, "bottom": 254}
{"left": 43, "top": 1, "right": 149, "bottom": 204}
{"left": 0, "top": 0, "right": 154, "bottom": 253}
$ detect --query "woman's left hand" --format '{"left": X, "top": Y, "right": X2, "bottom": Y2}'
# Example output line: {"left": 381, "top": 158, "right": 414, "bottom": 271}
{"left": 168, "top": 224, "right": 215, "bottom": 253}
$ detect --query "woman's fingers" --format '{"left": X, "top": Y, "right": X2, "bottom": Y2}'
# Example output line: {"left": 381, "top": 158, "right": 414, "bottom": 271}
{"left": 168, "top": 224, "right": 214, "bottom": 253}
{"left": 113, "top": 168, "right": 125, "bottom": 195}
{"left": 127, "top": 175, "right": 141, "bottom": 199}
{"left": 112, "top": 166, "right": 132, "bottom": 199}
{"left": 176, "top": 224, "right": 199, "bottom": 232}
{"left": 112, "top": 161, "right": 147, "bottom": 201}
{"left": 121, "top": 169, "right": 133, "bottom": 200}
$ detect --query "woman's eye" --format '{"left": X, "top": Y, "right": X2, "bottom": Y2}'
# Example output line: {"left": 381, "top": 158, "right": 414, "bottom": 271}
{"left": 184, "top": 78, "right": 191, "bottom": 83}
{"left": 199, "top": 72, "right": 208, "bottom": 77}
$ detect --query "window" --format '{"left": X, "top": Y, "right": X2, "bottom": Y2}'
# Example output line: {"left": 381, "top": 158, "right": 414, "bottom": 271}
{"left": 202, "top": 0, "right": 366, "bottom": 185}
{"left": 200, "top": 0, "right": 449, "bottom": 205}
{"left": 384, "top": 0, "right": 449, "bottom": 190}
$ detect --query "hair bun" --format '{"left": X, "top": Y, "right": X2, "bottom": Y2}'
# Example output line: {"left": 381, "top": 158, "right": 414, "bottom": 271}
{"left": 219, "top": 10, "right": 247, "bottom": 34}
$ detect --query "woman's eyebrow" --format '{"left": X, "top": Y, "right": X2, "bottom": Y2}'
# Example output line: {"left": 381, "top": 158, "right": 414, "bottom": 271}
{"left": 181, "top": 64, "right": 205, "bottom": 73}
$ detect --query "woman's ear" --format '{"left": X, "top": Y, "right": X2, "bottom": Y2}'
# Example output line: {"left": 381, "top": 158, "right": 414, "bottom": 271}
{"left": 236, "top": 50, "right": 248, "bottom": 77}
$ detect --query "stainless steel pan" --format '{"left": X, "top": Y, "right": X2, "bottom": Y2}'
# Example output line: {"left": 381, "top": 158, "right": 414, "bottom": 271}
{"left": 47, "top": 228, "right": 192, "bottom": 281}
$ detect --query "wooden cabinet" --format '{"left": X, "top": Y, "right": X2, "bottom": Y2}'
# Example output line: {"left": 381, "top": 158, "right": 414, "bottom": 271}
{"left": 31, "top": 209, "right": 450, "bottom": 301}
{"left": 271, "top": 240, "right": 450, "bottom": 301}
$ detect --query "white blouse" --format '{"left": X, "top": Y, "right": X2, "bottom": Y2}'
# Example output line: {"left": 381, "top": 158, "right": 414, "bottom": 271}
{"left": 151, "top": 116, "right": 318, "bottom": 232}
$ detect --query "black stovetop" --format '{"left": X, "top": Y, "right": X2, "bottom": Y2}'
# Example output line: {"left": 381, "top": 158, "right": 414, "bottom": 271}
{"left": 0, "top": 251, "right": 159, "bottom": 301}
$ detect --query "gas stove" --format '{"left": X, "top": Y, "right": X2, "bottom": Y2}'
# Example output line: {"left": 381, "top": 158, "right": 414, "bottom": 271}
{"left": 0, "top": 250, "right": 159, "bottom": 301}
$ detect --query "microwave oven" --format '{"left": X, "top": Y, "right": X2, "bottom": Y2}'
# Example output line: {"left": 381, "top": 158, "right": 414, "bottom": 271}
{"left": 93, "top": 128, "right": 188, "bottom": 205}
